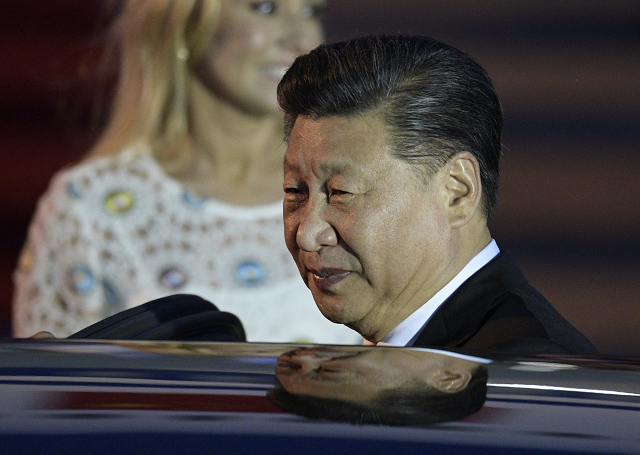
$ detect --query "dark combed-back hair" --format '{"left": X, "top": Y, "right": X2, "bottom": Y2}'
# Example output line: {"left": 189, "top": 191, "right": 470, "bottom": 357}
{"left": 267, "top": 365, "right": 488, "bottom": 426}
{"left": 277, "top": 34, "right": 503, "bottom": 219}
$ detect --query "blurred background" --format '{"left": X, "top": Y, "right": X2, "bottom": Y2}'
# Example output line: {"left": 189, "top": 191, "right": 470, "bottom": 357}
{"left": 0, "top": 0, "right": 638, "bottom": 354}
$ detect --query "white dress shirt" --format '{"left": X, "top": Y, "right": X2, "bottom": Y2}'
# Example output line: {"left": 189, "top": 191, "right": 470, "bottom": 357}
{"left": 379, "top": 240, "right": 500, "bottom": 346}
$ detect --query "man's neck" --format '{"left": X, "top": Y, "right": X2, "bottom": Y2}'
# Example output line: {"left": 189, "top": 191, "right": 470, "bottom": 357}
{"left": 383, "top": 239, "right": 500, "bottom": 346}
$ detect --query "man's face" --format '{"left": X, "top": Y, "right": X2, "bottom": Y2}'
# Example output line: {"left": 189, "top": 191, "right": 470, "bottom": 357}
{"left": 275, "top": 347, "right": 426, "bottom": 402}
{"left": 283, "top": 115, "right": 457, "bottom": 340}
{"left": 275, "top": 347, "right": 479, "bottom": 403}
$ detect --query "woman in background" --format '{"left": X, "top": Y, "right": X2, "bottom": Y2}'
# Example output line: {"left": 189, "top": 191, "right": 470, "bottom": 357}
{"left": 13, "top": 0, "right": 358, "bottom": 343}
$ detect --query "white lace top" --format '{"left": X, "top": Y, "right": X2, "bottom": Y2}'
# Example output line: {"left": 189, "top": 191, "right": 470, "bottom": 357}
{"left": 12, "top": 150, "right": 360, "bottom": 344}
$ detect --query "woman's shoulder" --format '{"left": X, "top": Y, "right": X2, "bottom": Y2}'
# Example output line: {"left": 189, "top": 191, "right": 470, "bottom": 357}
{"left": 23, "top": 148, "right": 187, "bottom": 239}
{"left": 44, "top": 147, "right": 284, "bottom": 221}
{"left": 48, "top": 148, "right": 166, "bottom": 193}
{"left": 58, "top": 147, "right": 155, "bottom": 179}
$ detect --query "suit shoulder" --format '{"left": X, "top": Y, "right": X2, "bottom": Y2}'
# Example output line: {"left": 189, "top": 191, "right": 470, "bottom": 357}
{"left": 496, "top": 283, "right": 598, "bottom": 355}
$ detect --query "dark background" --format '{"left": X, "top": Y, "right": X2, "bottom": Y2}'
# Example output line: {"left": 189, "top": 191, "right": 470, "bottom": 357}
{"left": 1, "top": 0, "right": 639, "bottom": 354}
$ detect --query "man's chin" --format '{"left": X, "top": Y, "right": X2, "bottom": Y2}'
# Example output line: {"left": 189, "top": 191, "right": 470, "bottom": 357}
{"left": 315, "top": 298, "right": 350, "bottom": 325}
{"left": 316, "top": 306, "right": 345, "bottom": 324}
{"left": 315, "top": 297, "right": 369, "bottom": 335}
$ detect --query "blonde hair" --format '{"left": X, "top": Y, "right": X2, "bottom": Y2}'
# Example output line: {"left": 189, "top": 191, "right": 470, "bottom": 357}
{"left": 89, "top": 0, "right": 219, "bottom": 164}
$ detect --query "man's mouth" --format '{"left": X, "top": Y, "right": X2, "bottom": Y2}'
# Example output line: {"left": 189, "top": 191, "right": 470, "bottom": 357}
{"left": 309, "top": 268, "right": 352, "bottom": 289}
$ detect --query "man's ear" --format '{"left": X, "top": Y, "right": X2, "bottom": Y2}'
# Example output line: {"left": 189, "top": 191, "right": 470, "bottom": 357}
{"left": 444, "top": 152, "right": 482, "bottom": 228}
{"left": 430, "top": 369, "right": 473, "bottom": 394}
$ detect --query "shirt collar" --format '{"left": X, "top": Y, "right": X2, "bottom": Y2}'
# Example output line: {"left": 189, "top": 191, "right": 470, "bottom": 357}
{"left": 380, "top": 239, "right": 500, "bottom": 346}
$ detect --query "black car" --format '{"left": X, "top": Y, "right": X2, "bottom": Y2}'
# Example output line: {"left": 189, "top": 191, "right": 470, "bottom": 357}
{"left": 2, "top": 338, "right": 639, "bottom": 454}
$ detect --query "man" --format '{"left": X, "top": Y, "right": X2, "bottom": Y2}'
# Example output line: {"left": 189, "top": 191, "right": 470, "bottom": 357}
{"left": 278, "top": 35, "right": 597, "bottom": 354}
{"left": 269, "top": 346, "right": 488, "bottom": 425}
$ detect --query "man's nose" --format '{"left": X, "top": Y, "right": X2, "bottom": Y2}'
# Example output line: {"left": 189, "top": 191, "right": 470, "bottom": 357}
{"left": 296, "top": 202, "right": 337, "bottom": 252}
{"left": 279, "top": 13, "right": 323, "bottom": 55}
{"left": 293, "top": 355, "right": 324, "bottom": 374}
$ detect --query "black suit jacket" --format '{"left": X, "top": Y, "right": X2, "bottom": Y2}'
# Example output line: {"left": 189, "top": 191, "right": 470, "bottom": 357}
{"left": 412, "top": 251, "right": 598, "bottom": 355}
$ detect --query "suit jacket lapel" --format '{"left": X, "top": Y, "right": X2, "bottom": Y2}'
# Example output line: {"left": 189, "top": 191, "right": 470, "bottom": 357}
{"left": 412, "top": 251, "right": 528, "bottom": 348}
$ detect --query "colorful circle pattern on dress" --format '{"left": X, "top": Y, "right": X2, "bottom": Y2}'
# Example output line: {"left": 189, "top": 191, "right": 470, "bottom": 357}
{"left": 67, "top": 265, "right": 96, "bottom": 294}
{"left": 160, "top": 268, "right": 188, "bottom": 289}
{"left": 102, "top": 280, "right": 123, "bottom": 312}
{"left": 182, "top": 189, "right": 207, "bottom": 208}
{"left": 104, "top": 190, "right": 134, "bottom": 214}
{"left": 236, "top": 261, "right": 265, "bottom": 286}
{"left": 67, "top": 181, "right": 82, "bottom": 198}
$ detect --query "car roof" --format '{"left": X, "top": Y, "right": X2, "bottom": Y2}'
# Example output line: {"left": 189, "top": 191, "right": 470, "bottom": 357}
{"left": 1, "top": 339, "right": 639, "bottom": 454}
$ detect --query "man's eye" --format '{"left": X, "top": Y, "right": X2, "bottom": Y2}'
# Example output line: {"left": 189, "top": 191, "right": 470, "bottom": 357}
{"left": 284, "top": 187, "right": 306, "bottom": 199}
{"left": 251, "top": 1, "right": 276, "bottom": 15}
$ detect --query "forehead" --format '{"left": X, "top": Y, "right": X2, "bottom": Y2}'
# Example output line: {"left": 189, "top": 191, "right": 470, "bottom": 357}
{"left": 284, "top": 115, "right": 392, "bottom": 176}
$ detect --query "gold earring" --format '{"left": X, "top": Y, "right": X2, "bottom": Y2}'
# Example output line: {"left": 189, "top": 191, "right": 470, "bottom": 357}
{"left": 176, "top": 47, "right": 190, "bottom": 61}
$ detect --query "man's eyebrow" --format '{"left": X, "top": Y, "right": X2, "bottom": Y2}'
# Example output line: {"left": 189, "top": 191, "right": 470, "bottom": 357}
{"left": 283, "top": 156, "right": 362, "bottom": 177}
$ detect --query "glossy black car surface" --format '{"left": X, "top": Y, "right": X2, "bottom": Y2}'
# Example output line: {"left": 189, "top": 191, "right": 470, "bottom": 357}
{"left": 1, "top": 339, "right": 639, "bottom": 454}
